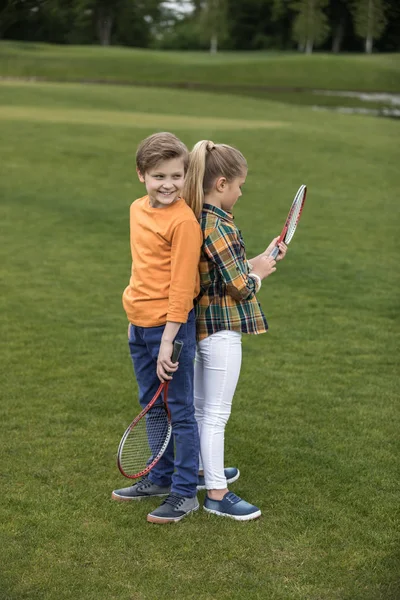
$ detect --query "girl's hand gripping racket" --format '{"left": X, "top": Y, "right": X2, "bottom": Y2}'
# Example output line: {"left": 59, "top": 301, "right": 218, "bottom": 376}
{"left": 270, "top": 185, "right": 307, "bottom": 259}
{"left": 116, "top": 340, "right": 183, "bottom": 479}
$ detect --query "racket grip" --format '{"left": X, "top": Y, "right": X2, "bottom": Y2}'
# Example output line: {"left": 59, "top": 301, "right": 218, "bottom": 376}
{"left": 165, "top": 341, "right": 184, "bottom": 377}
{"left": 171, "top": 340, "right": 183, "bottom": 363}
{"left": 270, "top": 246, "right": 279, "bottom": 259}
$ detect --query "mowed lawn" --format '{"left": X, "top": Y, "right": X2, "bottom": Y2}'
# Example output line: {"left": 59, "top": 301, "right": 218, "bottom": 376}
{"left": 0, "top": 80, "right": 399, "bottom": 600}
{"left": 1, "top": 42, "right": 400, "bottom": 92}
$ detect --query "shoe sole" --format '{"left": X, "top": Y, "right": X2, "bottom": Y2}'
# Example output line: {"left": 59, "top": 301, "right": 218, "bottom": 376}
{"left": 203, "top": 506, "right": 261, "bottom": 521}
{"left": 147, "top": 504, "right": 200, "bottom": 524}
{"left": 196, "top": 469, "right": 241, "bottom": 491}
{"left": 111, "top": 491, "right": 170, "bottom": 502}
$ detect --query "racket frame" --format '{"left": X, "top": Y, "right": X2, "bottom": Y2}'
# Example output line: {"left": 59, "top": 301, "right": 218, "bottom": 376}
{"left": 270, "top": 184, "right": 307, "bottom": 259}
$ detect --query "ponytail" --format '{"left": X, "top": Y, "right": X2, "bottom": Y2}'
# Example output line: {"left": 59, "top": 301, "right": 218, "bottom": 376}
{"left": 184, "top": 140, "right": 247, "bottom": 219}
{"left": 183, "top": 140, "right": 211, "bottom": 220}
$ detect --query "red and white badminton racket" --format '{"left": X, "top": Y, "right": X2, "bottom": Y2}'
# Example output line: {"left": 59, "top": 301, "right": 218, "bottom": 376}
{"left": 270, "top": 185, "right": 307, "bottom": 259}
{"left": 116, "top": 340, "right": 183, "bottom": 479}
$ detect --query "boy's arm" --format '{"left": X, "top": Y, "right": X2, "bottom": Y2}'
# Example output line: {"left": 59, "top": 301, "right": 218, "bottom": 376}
{"left": 156, "top": 219, "right": 201, "bottom": 382}
{"left": 157, "top": 322, "right": 182, "bottom": 382}
{"left": 167, "top": 219, "right": 202, "bottom": 322}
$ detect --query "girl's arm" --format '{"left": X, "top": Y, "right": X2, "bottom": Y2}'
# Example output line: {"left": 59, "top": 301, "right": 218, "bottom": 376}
{"left": 204, "top": 223, "right": 275, "bottom": 301}
{"left": 249, "top": 237, "right": 287, "bottom": 265}
{"left": 263, "top": 237, "right": 288, "bottom": 261}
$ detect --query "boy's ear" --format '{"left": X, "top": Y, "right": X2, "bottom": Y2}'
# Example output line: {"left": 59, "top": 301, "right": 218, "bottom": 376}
{"left": 136, "top": 167, "right": 145, "bottom": 183}
{"left": 215, "top": 177, "right": 227, "bottom": 193}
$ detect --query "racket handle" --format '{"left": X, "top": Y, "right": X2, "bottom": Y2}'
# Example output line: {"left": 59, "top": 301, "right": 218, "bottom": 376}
{"left": 270, "top": 246, "right": 279, "bottom": 259}
{"left": 165, "top": 341, "right": 184, "bottom": 377}
{"left": 171, "top": 340, "right": 183, "bottom": 363}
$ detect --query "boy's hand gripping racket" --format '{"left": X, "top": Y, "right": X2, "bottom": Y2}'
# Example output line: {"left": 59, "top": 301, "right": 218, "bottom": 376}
{"left": 117, "top": 340, "right": 183, "bottom": 479}
{"left": 270, "top": 185, "right": 307, "bottom": 259}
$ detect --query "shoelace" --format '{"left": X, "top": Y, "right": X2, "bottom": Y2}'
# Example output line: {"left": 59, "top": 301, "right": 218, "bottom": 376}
{"left": 162, "top": 494, "right": 184, "bottom": 508}
{"left": 223, "top": 492, "right": 241, "bottom": 505}
{"left": 137, "top": 477, "right": 151, "bottom": 490}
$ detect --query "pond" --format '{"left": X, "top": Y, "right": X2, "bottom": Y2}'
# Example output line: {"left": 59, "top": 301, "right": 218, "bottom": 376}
{"left": 311, "top": 90, "right": 400, "bottom": 119}
{"left": 1, "top": 76, "right": 399, "bottom": 119}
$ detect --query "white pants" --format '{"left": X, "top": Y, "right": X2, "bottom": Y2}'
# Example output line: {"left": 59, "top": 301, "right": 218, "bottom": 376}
{"left": 194, "top": 331, "right": 242, "bottom": 489}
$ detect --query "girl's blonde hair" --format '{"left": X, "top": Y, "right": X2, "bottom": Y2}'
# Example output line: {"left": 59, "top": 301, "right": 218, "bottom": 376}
{"left": 184, "top": 140, "right": 248, "bottom": 219}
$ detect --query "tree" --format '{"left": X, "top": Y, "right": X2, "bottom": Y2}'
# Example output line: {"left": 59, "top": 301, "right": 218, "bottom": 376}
{"left": 375, "top": 0, "right": 400, "bottom": 51}
{"left": 351, "top": 0, "right": 387, "bottom": 53}
{"left": 328, "top": 0, "right": 352, "bottom": 52}
{"left": 270, "top": 0, "right": 295, "bottom": 49}
{"left": 225, "top": 0, "right": 285, "bottom": 50}
{"left": 0, "top": 0, "right": 43, "bottom": 39}
{"left": 72, "top": 0, "right": 163, "bottom": 46}
{"left": 0, "top": 0, "right": 15, "bottom": 38}
{"left": 72, "top": 0, "right": 122, "bottom": 46}
{"left": 291, "top": 0, "right": 330, "bottom": 52}
{"left": 198, "top": 0, "right": 228, "bottom": 52}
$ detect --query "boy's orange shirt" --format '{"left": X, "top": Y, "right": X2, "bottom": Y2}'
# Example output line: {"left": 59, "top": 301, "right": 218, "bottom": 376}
{"left": 122, "top": 195, "right": 201, "bottom": 327}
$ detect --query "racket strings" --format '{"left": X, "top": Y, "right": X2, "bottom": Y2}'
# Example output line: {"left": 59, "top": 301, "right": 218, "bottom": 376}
{"left": 286, "top": 196, "right": 304, "bottom": 243}
{"left": 119, "top": 405, "right": 171, "bottom": 476}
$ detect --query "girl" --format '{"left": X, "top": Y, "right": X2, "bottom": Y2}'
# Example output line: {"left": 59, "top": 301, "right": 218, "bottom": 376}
{"left": 184, "top": 140, "right": 287, "bottom": 521}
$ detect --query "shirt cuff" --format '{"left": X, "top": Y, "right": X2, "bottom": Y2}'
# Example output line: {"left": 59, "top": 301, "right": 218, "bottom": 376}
{"left": 248, "top": 273, "right": 261, "bottom": 293}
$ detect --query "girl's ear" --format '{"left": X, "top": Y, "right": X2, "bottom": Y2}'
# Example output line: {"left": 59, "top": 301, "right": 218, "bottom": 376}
{"left": 215, "top": 176, "right": 227, "bottom": 193}
{"left": 136, "top": 167, "right": 145, "bottom": 183}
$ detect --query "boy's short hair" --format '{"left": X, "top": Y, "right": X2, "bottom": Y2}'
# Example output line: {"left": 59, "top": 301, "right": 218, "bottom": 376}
{"left": 136, "top": 132, "right": 189, "bottom": 175}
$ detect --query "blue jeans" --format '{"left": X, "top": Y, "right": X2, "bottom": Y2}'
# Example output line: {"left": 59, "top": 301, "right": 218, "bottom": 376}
{"left": 128, "top": 310, "right": 199, "bottom": 497}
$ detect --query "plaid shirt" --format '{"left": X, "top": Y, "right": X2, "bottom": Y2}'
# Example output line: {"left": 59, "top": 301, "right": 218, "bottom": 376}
{"left": 195, "top": 204, "right": 268, "bottom": 341}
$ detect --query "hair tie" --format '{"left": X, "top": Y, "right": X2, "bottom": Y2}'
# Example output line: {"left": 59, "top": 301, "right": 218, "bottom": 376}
{"left": 207, "top": 142, "right": 216, "bottom": 152}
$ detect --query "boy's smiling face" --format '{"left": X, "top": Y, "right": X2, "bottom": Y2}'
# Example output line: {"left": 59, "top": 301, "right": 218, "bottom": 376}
{"left": 137, "top": 157, "right": 185, "bottom": 209}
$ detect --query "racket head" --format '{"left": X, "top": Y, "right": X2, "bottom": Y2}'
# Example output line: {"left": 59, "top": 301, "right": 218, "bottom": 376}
{"left": 116, "top": 340, "right": 182, "bottom": 479}
{"left": 117, "top": 393, "right": 172, "bottom": 479}
{"left": 283, "top": 184, "right": 307, "bottom": 244}
{"left": 270, "top": 184, "right": 306, "bottom": 258}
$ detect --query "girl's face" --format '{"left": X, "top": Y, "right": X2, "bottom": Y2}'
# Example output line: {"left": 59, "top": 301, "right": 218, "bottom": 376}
{"left": 220, "top": 172, "right": 247, "bottom": 213}
{"left": 137, "top": 157, "right": 185, "bottom": 209}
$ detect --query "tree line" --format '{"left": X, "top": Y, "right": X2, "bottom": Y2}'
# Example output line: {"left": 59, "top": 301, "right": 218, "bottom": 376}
{"left": 0, "top": 0, "right": 399, "bottom": 53}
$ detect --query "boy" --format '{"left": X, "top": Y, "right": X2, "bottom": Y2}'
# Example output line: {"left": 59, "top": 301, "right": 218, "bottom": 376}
{"left": 112, "top": 132, "right": 202, "bottom": 524}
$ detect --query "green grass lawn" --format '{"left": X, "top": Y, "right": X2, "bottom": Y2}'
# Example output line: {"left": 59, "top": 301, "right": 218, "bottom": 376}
{"left": 1, "top": 41, "right": 400, "bottom": 93}
{"left": 0, "top": 79, "right": 399, "bottom": 600}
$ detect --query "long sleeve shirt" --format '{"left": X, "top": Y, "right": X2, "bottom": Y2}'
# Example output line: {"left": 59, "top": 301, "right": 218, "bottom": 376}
{"left": 122, "top": 196, "right": 202, "bottom": 327}
{"left": 195, "top": 204, "right": 268, "bottom": 341}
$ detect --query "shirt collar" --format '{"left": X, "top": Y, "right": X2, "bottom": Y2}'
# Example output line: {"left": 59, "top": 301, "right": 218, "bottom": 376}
{"left": 203, "top": 203, "right": 234, "bottom": 223}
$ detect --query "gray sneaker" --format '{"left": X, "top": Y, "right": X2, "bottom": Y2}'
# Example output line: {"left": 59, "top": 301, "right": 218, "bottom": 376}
{"left": 111, "top": 476, "right": 171, "bottom": 501}
{"left": 147, "top": 494, "right": 199, "bottom": 523}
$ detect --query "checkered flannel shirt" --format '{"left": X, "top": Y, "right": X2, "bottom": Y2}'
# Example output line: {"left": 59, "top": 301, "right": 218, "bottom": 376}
{"left": 195, "top": 204, "right": 268, "bottom": 341}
